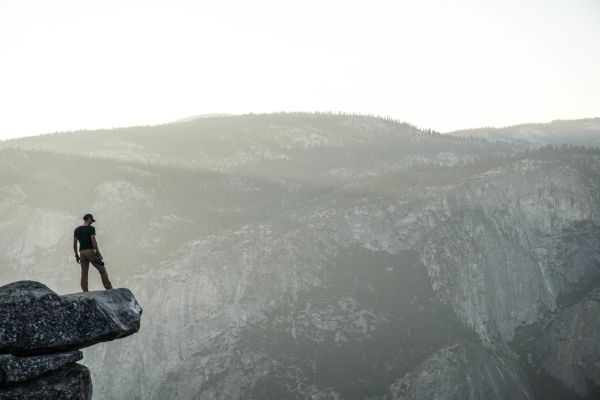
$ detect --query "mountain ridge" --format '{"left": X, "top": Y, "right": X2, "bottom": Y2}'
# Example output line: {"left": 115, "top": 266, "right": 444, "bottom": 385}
{"left": 0, "top": 113, "right": 598, "bottom": 399}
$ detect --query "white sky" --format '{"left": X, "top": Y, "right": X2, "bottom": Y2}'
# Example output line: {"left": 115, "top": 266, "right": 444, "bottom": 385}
{"left": 0, "top": 0, "right": 599, "bottom": 139}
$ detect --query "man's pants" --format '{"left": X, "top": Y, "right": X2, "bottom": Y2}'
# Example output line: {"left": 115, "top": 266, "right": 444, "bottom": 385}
{"left": 79, "top": 249, "right": 113, "bottom": 291}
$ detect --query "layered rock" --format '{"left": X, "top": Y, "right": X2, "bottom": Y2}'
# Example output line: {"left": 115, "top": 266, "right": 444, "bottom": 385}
{"left": 0, "top": 281, "right": 142, "bottom": 399}
{"left": 0, "top": 281, "right": 142, "bottom": 355}
{"left": 0, "top": 351, "right": 82, "bottom": 386}
{"left": 0, "top": 363, "right": 92, "bottom": 400}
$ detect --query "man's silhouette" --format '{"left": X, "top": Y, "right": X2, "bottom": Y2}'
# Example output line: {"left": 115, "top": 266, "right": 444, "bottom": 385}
{"left": 73, "top": 213, "right": 113, "bottom": 292}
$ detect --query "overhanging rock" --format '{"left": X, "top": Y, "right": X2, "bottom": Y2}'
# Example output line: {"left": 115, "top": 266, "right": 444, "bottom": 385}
{"left": 0, "top": 281, "right": 142, "bottom": 356}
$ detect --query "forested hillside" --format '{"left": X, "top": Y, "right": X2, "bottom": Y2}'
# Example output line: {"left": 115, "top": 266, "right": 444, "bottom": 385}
{"left": 1, "top": 113, "right": 599, "bottom": 399}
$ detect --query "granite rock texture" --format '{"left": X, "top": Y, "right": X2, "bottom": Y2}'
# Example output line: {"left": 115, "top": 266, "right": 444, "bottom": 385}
{"left": 418, "top": 160, "right": 600, "bottom": 342}
{"left": 0, "top": 363, "right": 92, "bottom": 400}
{"left": 0, "top": 281, "right": 142, "bottom": 355}
{"left": 386, "top": 342, "right": 534, "bottom": 400}
{"left": 0, "top": 351, "right": 82, "bottom": 386}
{"left": 534, "top": 288, "right": 600, "bottom": 397}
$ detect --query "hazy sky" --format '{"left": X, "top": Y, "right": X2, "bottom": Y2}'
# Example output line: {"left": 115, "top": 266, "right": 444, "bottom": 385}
{"left": 0, "top": 0, "right": 599, "bottom": 140}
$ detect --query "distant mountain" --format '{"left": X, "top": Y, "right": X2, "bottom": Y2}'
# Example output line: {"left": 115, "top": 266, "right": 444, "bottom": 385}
{"left": 171, "top": 113, "right": 234, "bottom": 123}
{"left": 0, "top": 113, "right": 512, "bottom": 174}
{"left": 450, "top": 118, "right": 600, "bottom": 148}
{"left": 1, "top": 113, "right": 598, "bottom": 400}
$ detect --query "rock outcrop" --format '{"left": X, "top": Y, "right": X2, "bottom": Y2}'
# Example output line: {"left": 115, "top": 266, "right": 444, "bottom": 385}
{"left": 0, "top": 351, "right": 82, "bottom": 386}
{"left": 534, "top": 288, "right": 600, "bottom": 397}
{"left": 0, "top": 364, "right": 92, "bottom": 400}
{"left": 0, "top": 281, "right": 142, "bottom": 355}
{"left": 0, "top": 281, "right": 142, "bottom": 400}
{"left": 386, "top": 342, "right": 534, "bottom": 400}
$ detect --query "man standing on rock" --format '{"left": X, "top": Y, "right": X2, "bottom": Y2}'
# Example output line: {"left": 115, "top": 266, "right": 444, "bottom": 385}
{"left": 73, "top": 213, "right": 113, "bottom": 292}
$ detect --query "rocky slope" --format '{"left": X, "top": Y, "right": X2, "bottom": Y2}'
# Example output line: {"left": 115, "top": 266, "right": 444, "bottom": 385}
{"left": 513, "top": 287, "right": 600, "bottom": 399}
{"left": 537, "top": 288, "right": 600, "bottom": 397}
{"left": 0, "top": 114, "right": 599, "bottom": 399}
{"left": 385, "top": 342, "right": 534, "bottom": 400}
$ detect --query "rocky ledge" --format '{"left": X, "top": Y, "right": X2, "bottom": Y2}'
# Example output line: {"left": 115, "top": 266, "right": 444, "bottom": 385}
{"left": 0, "top": 281, "right": 142, "bottom": 400}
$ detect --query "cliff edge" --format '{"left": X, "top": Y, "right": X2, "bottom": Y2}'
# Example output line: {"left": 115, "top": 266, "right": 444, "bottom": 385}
{"left": 0, "top": 281, "right": 142, "bottom": 400}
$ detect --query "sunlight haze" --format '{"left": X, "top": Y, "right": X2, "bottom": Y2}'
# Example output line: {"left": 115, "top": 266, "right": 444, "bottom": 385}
{"left": 0, "top": 0, "right": 598, "bottom": 140}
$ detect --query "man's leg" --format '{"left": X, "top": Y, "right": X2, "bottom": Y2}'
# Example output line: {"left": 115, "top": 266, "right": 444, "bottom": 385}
{"left": 90, "top": 261, "right": 113, "bottom": 290}
{"left": 80, "top": 257, "right": 90, "bottom": 292}
{"left": 97, "top": 266, "right": 113, "bottom": 290}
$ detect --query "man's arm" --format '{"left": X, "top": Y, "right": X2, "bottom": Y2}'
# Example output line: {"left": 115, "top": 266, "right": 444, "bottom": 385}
{"left": 91, "top": 235, "right": 102, "bottom": 259}
{"left": 73, "top": 237, "right": 80, "bottom": 264}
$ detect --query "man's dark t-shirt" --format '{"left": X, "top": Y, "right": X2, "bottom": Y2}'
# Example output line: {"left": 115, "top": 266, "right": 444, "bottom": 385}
{"left": 74, "top": 225, "right": 95, "bottom": 250}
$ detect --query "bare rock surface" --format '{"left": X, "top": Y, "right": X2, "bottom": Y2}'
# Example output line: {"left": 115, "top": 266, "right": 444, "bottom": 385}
{"left": 0, "top": 351, "right": 82, "bottom": 386}
{"left": 0, "top": 363, "right": 92, "bottom": 400}
{"left": 0, "top": 281, "right": 142, "bottom": 356}
{"left": 535, "top": 288, "right": 600, "bottom": 397}
{"left": 386, "top": 342, "right": 534, "bottom": 400}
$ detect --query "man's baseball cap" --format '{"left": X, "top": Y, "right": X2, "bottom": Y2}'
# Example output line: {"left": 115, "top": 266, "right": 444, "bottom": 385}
{"left": 83, "top": 213, "right": 96, "bottom": 222}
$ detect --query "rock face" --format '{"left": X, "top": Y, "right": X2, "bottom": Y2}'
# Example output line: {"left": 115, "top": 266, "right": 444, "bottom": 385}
{"left": 0, "top": 281, "right": 142, "bottom": 399}
{"left": 1, "top": 115, "right": 599, "bottom": 399}
{"left": 534, "top": 288, "right": 600, "bottom": 397}
{"left": 0, "top": 363, "right": 92, "bottom": 400}
{"left": 0, "top": 351, "right": 82, "bottom": 386}
{"left": 419, "top": 160, "right": 600, "bottom": 342}
{"left": 386, "top": 342, "right": 534, "bottom": 400}
{"left": 0, "top": 281, "right": 142, "bottom": 355}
